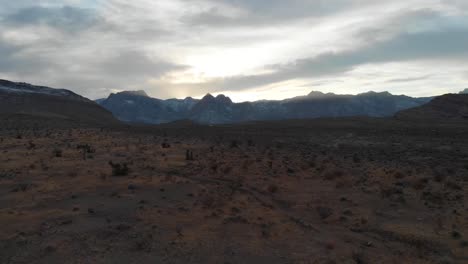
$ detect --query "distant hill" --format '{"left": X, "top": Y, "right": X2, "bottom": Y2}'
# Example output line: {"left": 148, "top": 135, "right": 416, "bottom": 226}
{"left": 459, "top": 88, "right": 468, "bottom": 94}
{"left": 0, "top": 79, "right": 119, "bottom": 125}
{"left": 396, "top": 93, "right": 468, "bottom": 120}
{"left": 98, "top": 90, "right": 433, "bottom": 124}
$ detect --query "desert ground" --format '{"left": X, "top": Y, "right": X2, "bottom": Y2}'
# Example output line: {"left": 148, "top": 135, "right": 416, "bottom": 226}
{"left": 0, "top": 117, "right": 467, "bottom": 263}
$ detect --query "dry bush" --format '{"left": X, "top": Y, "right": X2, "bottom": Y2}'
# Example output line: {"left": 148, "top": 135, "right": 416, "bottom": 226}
{"left": 53, "top": 148, "right": 63, "bottom": 157}
{"left": 323, "top": 169, "right": 344, "bottom": 181}
{"left": 109, "top": 161, "right": 130, "bottom": 176}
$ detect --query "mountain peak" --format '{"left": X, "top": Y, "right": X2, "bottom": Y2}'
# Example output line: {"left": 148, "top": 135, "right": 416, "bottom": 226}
{"left": 201, "top": 93, "right": 215, "bottom": 100}
{"left": 307, "top": 91, "right": 336, "bottom": 98}
{"left": 119, "top": 90, "right": 148, "bottom": 97}
{"left": 358, "top": 91, "right": 392, "bottom": 96}
{"left": 215, "top": 94, "right": 233, "bottom": 104}
{"left": 199, "top": 93, "right": 233, "bottom": 104}
{"left": 308, "top": 91, "right": 325, "bottom": 97}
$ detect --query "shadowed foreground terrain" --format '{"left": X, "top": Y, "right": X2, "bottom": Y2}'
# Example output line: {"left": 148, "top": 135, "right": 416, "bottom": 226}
{"left": 0, "top": 117, "right": 467, "bottom": 263}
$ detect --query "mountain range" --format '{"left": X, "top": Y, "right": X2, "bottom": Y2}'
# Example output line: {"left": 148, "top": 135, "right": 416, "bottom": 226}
{"left": 3, "top": 79, "right": 468, "bottom": 125}
{"left": 97, "top": 90, "right": 433, "bottom": 124}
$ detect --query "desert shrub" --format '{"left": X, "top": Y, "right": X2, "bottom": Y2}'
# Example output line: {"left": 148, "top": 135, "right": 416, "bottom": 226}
{"left": 28, "top": 141, "right": 36, "bottom": 150}
{"left": 201, "top": 195, "right": 215, "bottom": 208}
{"left": 53, "top": 149, "right": 63, "bottom": 157}
{"left": 446, "top": 181, "right": 462, "bottom": 190}
{"left": 161, "top": 142, "right": 171, "bottom": 148}
{"left": 352, "top": 252, "right": 366, "bottom": 264}
{"left": 323, "top": 169, "right": 344, "bottom": 180}
{"left": 186, "top": 150, "right": 194, "bottom": 161}
{"left": 394, "top": 171, "right": 405, "bottom": 179}
{"left": 109, "top": 161, "right": 129, "bottom": 176}
{"left": 0, "top": 171, "right": 15, "bottom": 179}
{"left": 316, "top": 206, "right": 333, "bottom": 219}
{"left": 77, "top": 144, "right": 95, "bottom": 160}
{"left": 412, "top": 177, "right": 429, "bottom": 190}
{"left": 230, "top": 140, "right": 239, "bottom": 148}
{"left": 381, "top": 187, "right": 406, "bottom": 204}
{"left": 77, "top": 144, "right": 95, "bottom": 153}
{"left": 222, "top": 166, "right": 232, "bottom": 174}
{"left": 309, "top": 160, "right": 316, "bottom": 168}
{"left": 433, "top": 171, "right": 446, "bottom": 182}
{"left": 268, "top": 161, "right": 273, "bottom": 168}
{"left": 11, "top": 183, "right": 33, "bottom": 192}
{"left": 422, "top": 191, "right": 443, "bottom": 206}
{"left": 352, "top": 154, "right": 361, "bottom": 163}
{"left": 452, "top": 231, "right": 462, "bottom": 239}
{"left": 267, "top": 184, "right": 278, "bottom": 193}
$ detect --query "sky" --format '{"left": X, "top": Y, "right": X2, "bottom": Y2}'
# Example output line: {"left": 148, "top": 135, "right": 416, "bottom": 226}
{"left": 0, "top": 0, "right": 467, "bottom": 102}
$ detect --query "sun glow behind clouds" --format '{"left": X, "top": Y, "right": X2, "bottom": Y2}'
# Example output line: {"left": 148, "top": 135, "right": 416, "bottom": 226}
{"left": 210, "top": 79, "right": 316, "bottom": 102}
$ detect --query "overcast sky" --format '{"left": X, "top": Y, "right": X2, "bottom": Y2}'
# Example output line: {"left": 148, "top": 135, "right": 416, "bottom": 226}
{"left": 1, "top": 0, "right": 467, "bottom": 101}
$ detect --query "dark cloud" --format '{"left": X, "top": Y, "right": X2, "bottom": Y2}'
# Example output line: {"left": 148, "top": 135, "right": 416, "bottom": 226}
{"left": 0, "top": 37, "right": 54, "bottom": 75}
{"left": 2, "top": 6, "right": 101, "bottom": 32}
{"left": 183, "top": 0, "right": 362, "bottom": 27}
{"left": 386, "top": 75, "right": 433, "bottom": 83}
{"left": 0, "top": 39, "right": 19, "bottom": 67}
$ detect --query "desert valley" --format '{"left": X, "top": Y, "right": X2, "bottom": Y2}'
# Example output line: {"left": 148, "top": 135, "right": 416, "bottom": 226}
{"left": 0, "top": 80, "right": 467, "bottom": 263}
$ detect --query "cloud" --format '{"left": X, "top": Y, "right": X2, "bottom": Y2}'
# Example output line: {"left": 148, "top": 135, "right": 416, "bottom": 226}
{"left": 182, "top": 0, "right": 375, "bottom": 27}
{"left": 0, "top": 38, "right": 20, "bottom": 68}
{"left": 167, "top": 24, "right": 468, "bottom": 94}
{"left": 0, "top": 0, "right": 468, "bottom": 100}
{"left": 0, "top": 2, "right": 186, "bottom": 99}
{"left": 386, "top": 75, "right": 432, "bottom": 83}
{"left": 2, "top": 6, "right": 101, "bottom": 32}
{"left": 0, "top": 36, "right": 54, "bottom": 75}
{"left": 98, "top": 51, "right": 187, "bottom": 77}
